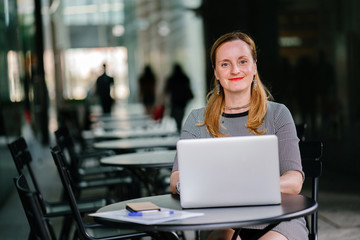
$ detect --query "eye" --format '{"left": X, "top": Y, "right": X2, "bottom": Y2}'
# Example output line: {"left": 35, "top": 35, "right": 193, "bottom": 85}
{"left": 220, "top": 62, "right": 230, "bottom": 67}
{"left": 240, "top": 60, "right": 248, "bottom": 65}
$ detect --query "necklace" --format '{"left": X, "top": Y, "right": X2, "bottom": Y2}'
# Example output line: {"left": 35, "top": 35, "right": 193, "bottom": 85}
{"left": 224, "top": 103, "right": 250, "bottom": 110}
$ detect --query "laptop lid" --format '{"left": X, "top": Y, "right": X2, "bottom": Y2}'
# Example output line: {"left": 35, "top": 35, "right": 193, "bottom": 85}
{"left": 177, "top": 135, "right": 281, "bottom": 208}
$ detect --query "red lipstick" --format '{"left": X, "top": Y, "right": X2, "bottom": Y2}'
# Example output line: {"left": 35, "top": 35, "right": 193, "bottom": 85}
{"left": 229, "top": 77, "right": 244, "bottom": 81}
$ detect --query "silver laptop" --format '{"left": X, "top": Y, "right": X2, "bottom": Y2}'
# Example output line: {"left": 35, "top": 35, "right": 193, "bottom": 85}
{"left": 177, "top": 135, "right": 281, "bottom": 208}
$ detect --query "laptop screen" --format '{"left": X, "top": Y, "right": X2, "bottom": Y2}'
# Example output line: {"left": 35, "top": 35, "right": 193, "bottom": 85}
{"left": 177, "top": 135, "right": 281, "bottom": 208}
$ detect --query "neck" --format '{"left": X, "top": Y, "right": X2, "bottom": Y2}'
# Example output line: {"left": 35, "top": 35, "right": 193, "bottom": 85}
{"left": 224, "top": 102, "right": 250, "bottom": 111}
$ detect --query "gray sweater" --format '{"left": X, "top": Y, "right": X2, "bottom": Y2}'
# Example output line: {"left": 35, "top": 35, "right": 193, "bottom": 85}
{"left": 172, "top": 101, "right": 308, "bottom": 239}
{"left": 172, "top": 101, "right": 303, "bottom": 177}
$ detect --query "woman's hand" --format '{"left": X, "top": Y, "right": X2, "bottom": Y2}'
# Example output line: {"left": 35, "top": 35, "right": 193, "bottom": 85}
{"left": 280, "top": 170, "right": 303, "bottom": 194}
{"left": 170, "top": 171, "right": 180, "bottom": 194}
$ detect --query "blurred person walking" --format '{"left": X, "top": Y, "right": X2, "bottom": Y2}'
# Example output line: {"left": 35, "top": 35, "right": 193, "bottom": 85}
{"left": 138, "top": 65, "right": 156, "bottom": 115}
{"left": 165, "top": 63, "right": 193, "bottom": 131}
{"left": 96, "top": 63, "right": 114, "bottom": 114}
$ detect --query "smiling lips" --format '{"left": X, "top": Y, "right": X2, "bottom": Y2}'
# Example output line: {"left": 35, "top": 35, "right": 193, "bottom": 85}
{"left": 229, "top": 77, "right": 244, "bottom": 81}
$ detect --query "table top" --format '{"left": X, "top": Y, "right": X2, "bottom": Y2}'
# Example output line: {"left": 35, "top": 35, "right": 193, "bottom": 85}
{"left": 93, "top": 128, "right": 178, "bottom": 140}
{"left": 101, "top": 150, "right": 176, "bottom": 168}
{"left": 92, "top": 119, "right": 157, "bottom": 130}
{"left": 90, "top": 112, "right": 151, "bottom": 122}
{"left": 94, "top": 114, "right": 150, "bottom": 122}
{"left": 93, "top": 136, "right": 179, "bottom": 151}
{"left": 94, "top": 193, "right": 317, "bottom": 232}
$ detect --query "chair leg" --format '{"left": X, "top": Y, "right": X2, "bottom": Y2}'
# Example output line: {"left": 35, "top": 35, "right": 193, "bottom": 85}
{"left": 232, "top": 229, "right": 241, "bottom": 240}
{"left": 195, "top": 230, "right": 200, "bottom": 240}
{"left": 59, "top": 215, "right": 73, "bottom": 240}
{"left": 311, "top": 211, "right": 318, "bottom": 240}
{"left": 176, "top": 231, "right": 187, "bottom": 240}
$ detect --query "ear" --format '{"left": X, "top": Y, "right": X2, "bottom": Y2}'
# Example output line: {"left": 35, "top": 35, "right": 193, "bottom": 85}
{"left": 253, "top": 61, "right": 257, "bottom": 75}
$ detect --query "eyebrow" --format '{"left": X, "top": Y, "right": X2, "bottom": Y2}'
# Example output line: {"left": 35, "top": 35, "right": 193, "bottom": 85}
{"left": 217, "top": 56, "right": 249, "bottom": 64}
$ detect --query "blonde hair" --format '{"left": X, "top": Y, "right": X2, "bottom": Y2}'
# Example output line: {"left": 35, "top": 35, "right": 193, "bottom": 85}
{"left": 200, "top": 31, "right": 272, "bottom": 137}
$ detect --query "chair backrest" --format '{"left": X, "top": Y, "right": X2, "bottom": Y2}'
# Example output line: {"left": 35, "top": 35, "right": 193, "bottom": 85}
{"left": 54, "top": 125, "right": 82, "bottom": 180}
{"left": 8, "top": 137, "right": 42, "bottom": 194}
{"left": 54, "top": 125, "right": 78, "bottom": 162}
{"left": 299, "top": 140, "right": 323, "bottom": 240}
{"left": 51, "top": 145, "right": 92, "bottom": 239}
{"left": 51, "top": 146, "right": 150, "bottom": 240}
{"left": 14, "top": 174, "right": 57, "bottom": 240}
{"left": 300, "top": 141, "right": 323, "bottom": 200}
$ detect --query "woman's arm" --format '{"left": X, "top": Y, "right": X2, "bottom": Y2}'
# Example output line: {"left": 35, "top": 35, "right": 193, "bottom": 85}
{"left": 169, "top": 109, "right": 205, "bottom": 195}
{"left": 280, "top": 170, "right": 303, "bottom": 194}
{"left": 272, "top": 103, "right": 304, "bottom": 194}
{"left": 170, "top": 171, "right": 180, "bottom": 194}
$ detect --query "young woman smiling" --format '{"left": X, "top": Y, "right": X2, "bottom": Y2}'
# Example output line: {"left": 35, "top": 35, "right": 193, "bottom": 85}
{"left": 170, "top": 31, "right": 306, "bottom": 240}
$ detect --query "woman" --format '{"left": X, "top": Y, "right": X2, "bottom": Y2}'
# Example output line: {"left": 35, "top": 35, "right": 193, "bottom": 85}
{"left": 170, "top": 31, "right": 307, "bottom": 240}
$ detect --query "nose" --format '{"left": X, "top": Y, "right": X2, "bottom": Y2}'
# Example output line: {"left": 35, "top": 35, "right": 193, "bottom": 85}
{"left": 231, "top": 63, "right": 241, "bottom": 74}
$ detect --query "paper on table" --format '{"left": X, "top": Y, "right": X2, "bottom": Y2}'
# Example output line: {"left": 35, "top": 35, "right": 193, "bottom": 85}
{"left": 89, "top": 208, "right": 204, "bottom": 225}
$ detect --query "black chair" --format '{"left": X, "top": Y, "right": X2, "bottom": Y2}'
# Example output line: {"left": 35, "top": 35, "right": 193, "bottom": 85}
{"left": 14, "top": 174, "right": 57, "bottom": 240}
{"left": 54, "top": 124, "right": 117, "bottom": 175}
{"left": 8, "top": 137, "right": 115, "bottom": 240}
{"left": 300, "top": 141, "right": 323, "bottom": 240}
{"left": 50, "top": 145, "right": 150, "bottom": 240}
{"left": 54, "top": 126, "right": 135, "bottom": 198}
{"left": 57, "top": 108, "right": 93, "bottom": 151}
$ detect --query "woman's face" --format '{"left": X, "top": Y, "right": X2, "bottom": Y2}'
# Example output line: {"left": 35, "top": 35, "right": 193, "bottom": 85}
{"left": 214, "top": 39, "right": 257, "bottom": 97}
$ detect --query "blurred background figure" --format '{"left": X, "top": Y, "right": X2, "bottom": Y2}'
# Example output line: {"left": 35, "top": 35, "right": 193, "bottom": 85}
{"left": 165, "top": 63, "right": 193, "bottom": 132}
{"left": 138, "top": 65, "right": 156, "bottom": 115}
{"left": 95, "top": 63, "right": 114, "bottom": 114}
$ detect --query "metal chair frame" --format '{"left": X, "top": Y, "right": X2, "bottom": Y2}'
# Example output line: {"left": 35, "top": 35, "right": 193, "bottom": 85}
{"left": 14, "top": 174, "right": 57, "bottom": 240}
{"left": 300, "top": 141, "right": 323, "bottom": 240}
{"left": 51, "top": 145, "right": 151, "bottom": 240}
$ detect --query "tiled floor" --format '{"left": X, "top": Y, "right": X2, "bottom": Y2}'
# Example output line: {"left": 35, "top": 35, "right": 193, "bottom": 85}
{"left": 317, "top": 191, "right": 360, "bottom": 239}
{"left": 0, "top": 132, "right": 359, "bottom": 240}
